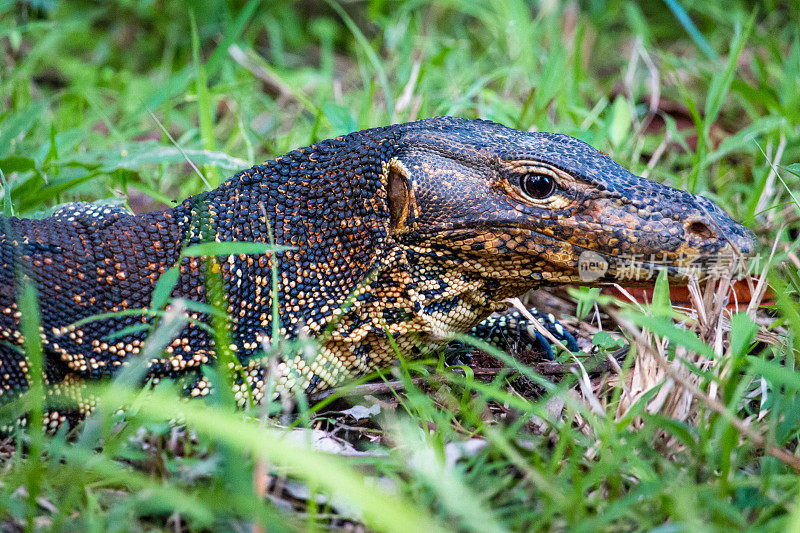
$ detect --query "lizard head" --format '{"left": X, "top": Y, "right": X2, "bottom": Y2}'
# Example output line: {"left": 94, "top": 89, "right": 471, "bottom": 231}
{"left": 386, "top": 116, "right": 755, "bottom": 287}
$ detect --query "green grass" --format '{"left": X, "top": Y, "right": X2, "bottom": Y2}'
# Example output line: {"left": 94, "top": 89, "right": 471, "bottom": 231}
{"left": 1, "top": 0, "right": 800, "bottom": 530}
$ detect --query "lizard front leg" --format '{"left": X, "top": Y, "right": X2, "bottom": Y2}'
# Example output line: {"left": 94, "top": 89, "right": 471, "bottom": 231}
{"left": 444, "top": 309, "right": 579, "bottom": 366}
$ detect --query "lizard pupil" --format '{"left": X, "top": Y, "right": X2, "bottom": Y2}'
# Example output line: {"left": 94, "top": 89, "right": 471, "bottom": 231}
{"left": 521, "top": 173, "right": 555, "bottom": 199}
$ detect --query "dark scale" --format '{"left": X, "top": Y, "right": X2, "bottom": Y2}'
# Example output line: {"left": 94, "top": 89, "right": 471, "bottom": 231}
{"left": 0, "top": 117, "right": 755, "bottom": 424}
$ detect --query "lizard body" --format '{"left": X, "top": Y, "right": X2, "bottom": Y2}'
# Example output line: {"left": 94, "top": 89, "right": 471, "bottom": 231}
{"left": 0, "top": 117, "right": 755, "bottom": 422}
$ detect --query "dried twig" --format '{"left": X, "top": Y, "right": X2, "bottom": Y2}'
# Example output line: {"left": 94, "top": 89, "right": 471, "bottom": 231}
{"left": 610, "top": 307, "right": 800, "bottom": 471}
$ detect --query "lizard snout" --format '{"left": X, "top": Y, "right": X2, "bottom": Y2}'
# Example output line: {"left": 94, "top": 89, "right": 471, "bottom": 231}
{"left": 725, "top": 225, "right": 756, "bottom": 256}
{"left": 690, "top": 195, "right": 757, "bottom": 257}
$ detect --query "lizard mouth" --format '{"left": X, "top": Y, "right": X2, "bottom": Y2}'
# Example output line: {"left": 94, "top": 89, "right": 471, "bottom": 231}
{"left": 414, "top": 224, "right": 749, "bottom": 286}
{"left": 422, "top": 221, "right": 739, "bottom": 256}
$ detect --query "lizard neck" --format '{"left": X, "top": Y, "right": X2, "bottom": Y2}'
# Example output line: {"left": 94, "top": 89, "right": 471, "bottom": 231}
{"left": 174, "top": 128, "right": 405, "bottom": 356}
{"left": 403, "top": 244, "right": 537, "bottom": 333}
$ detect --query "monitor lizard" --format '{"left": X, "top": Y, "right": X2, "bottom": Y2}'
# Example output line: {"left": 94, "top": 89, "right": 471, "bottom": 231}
{"left": 0, "top": 117, "right": 755, "bottom": 427}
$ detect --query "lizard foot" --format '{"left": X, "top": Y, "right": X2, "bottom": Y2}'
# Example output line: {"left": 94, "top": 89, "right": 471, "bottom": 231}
{"left": 444, "top": 308, "right": 579, "bottom": 366}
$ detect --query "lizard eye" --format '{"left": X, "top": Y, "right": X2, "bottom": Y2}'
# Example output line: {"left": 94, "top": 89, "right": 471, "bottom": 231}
{"left": 520, "top": 173, "right": 555, "bottom": 200}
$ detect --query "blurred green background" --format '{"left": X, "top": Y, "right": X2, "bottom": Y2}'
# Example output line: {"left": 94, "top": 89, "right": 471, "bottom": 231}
{"left": 2, "top": 0, "right": 798, "bottom": 224}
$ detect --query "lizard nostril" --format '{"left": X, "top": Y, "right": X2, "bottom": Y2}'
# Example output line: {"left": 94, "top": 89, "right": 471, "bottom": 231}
{"left": 686, "top": 220, "right": 716, "bottom": 241}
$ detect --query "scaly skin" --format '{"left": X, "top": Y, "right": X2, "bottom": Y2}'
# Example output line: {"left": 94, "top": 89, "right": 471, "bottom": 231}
{"left": 0, "top": 117, "right": 755, "bottom": 424}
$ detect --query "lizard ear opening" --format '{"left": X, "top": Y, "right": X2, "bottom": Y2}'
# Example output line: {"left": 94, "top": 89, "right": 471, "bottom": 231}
{"left": 387, "top": 160, "right": 415, "bottom": 234}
